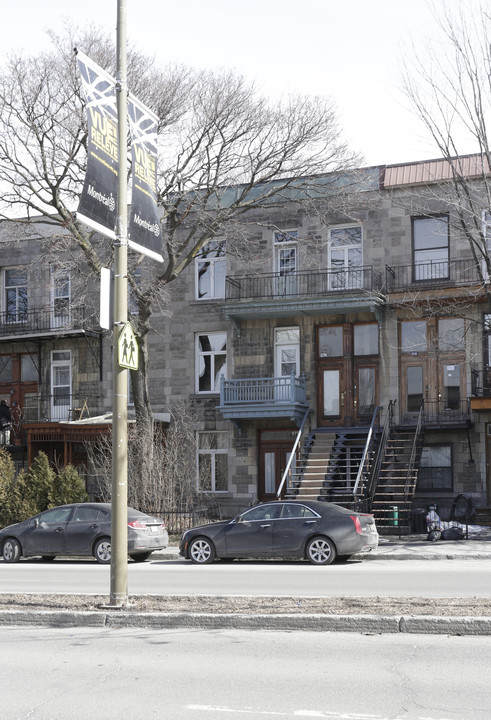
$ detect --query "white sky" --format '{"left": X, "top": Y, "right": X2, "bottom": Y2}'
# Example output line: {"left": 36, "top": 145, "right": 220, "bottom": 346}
{"left": 0, "top": 0, "right": 479, "bottom": 166}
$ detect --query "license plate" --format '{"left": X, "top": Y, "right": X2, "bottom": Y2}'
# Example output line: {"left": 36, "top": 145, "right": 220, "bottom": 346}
{"left": 150, "top": 525, "right": 160, "bottom": 533}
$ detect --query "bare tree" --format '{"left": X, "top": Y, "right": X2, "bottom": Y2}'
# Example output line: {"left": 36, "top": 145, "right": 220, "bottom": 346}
{"left": 401, "top": 1, "right": 491, "bottom": 308}
{"left": 0, "top": 24, "right": 359, "bottom": 482}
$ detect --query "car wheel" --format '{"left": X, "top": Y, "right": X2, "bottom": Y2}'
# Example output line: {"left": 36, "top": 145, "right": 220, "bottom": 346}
{"left": 130, "top": 552, "right": 152, "bottom": 562}
{"left": 306, "top": 536, "right": 336, "bottom": 565}
{"left": 188, "top": 536, "right": 216, "bottom": 564}
{"left": 94, "top": 537, "right": 111, "bottom": 564}
{"left": 2, "top": 537, "right": 21, "bottom": 563}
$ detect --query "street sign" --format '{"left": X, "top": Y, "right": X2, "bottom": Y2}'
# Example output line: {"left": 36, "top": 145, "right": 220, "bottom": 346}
{"left": 118, "top": 322, "right": 138, "bottom": 370}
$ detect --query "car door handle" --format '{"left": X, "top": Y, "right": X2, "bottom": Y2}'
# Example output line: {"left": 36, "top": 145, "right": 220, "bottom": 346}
{"left": 55, "top": 527, "right": 64, "bottom": 533}
{"left": 305, "top": 520, "right": 317, "bottom": 525}
{"left": 90, "top": 524, "right": 99, "bottom": 529}
{"left": 260, "top": 524, "right": 271, "bottom": 528}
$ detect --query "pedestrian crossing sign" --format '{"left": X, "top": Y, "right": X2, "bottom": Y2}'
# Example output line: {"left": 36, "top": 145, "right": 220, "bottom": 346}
{"left": 118, "top": 322, "right": 138, "bottom": 370}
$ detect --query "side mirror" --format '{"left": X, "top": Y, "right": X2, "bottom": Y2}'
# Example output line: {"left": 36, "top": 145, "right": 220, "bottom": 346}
{"left": 33, "top": 518, "right": 39, "bottom": 528}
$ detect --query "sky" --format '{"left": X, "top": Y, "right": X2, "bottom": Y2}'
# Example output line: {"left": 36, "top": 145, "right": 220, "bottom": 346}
{"left": 0, "top": 0, "right": 479, "bottom": 167}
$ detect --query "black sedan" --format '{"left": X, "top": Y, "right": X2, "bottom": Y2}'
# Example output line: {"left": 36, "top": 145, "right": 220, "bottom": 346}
{"left": 180, "top": 500, "right": 378, "bottom": 565}
{"left": 0, "top": 503, "right": 168, "bottom": 564}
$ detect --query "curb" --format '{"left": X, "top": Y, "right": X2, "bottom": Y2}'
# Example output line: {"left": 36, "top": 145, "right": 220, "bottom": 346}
{"left": 1, "top": 609, "right": 491, "bottom": 635}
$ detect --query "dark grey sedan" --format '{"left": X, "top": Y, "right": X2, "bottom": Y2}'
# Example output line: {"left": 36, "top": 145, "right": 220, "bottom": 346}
{"left": 0, "top": 503, "right": 168, "bottom": 564}
{"left": 180, "top": 500, "right": 378, "bottom": 565}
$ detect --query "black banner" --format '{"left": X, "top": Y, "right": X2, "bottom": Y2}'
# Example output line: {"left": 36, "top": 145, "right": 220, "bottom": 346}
{"left": 128, "top": 96, "right": 163, "bottom": 262}
{"left": 76, "top": 51, "right": 118, "bottom": 240}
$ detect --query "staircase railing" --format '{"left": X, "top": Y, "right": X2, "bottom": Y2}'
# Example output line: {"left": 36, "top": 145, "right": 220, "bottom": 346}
{"left": 352, "top": 405, "right": 382, "bottom": 509}
{"left": 365, "top": 400, "right": 396, "bottom": 511}
{"left": 276, "top": 408, "right": 311, "bottom": 499}
{"left": 401, "top": 401, "right": 425, "bottom": 526}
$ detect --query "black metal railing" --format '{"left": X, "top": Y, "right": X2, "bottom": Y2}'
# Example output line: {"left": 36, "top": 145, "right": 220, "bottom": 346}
{"left": 0, "top": 305, "right": 88, "bottom": 337}
{"left": 471, "top": 368, "right": 491, "bottom": 397}
{"left": 421, "top": 399, "right": 471, "bottom": 426}
{"left": 385, "top": 258, "right": 483, "bottom": 292}
{"left": 226, "top": 266, "right": 380, "bottom": 302}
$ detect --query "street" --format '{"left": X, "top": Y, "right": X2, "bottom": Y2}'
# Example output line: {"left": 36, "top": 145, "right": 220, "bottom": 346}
{"left": 1, "top": 557, "right": 491, "bottom": 597}
{"left": 1, "top": 625, "right": 491, "bottom": 720}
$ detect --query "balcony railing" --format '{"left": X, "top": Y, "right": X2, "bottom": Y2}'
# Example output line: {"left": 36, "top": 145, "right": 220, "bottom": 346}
{"left": 386, "top": 259, "right": 483, "bottom": 292}
{"left": 226, "top": 266, "right": 380, "bottom": 302}
{"left": 0, "top": 305, "right": 89, "bottom": 338}
{"left": 218, "top": 374, "right": 309, "bottom": 423}
{"left": 400, "top": 399, "right": 471, "bottom": 427}
{"left": 18, "top": 394, "right": 103, "bottom": 423}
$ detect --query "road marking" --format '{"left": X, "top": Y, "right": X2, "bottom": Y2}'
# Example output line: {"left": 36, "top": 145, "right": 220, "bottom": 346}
{"left": 186, "top": 706, "right": 454, "bottom": 719}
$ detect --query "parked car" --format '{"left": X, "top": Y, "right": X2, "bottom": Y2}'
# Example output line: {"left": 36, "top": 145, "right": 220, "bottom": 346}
{"left": 179, "top": 500, "right": 378, "bottom": 565}
{"left": 0, "top": 503, "right": 168, "bottom": 564}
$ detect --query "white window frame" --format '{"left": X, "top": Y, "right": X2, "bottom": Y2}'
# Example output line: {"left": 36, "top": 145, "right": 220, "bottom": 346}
{"left": 50, "top": 268, "right": 71, "bottom": 329}
{"left": 327, "top": 224, "right": 363, "bottom": 289}
{"left": 50, "top": 350, "right": 72, "bottom": 421}
{"left": 195, "top": 239, "right": 226, "bottom": 300}
{"left": 195, "top": 332, "right": 227, "bottom": 394}
{"left": 274, "top": 327, "right": 300, "bottom": 377}
{"left": 197, "top": 431, "right": 228, "bottom": 493}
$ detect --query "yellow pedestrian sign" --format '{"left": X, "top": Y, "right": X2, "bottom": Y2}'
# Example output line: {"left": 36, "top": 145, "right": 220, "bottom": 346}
{"left": 118, "top": 322, "right": 138, "bottom": 370}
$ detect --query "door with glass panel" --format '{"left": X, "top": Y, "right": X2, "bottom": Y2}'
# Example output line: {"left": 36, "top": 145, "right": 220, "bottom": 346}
{"left": 328, "top": 226, "right": 363, "bottom": 290}
{"left": 274, "top": 327, "right": 300, "bottom": 401}
{"left": 274, "top": 231, "right": 298, "bottom": 297}
{"left": 51, "top": 270, "right": 71, "bottom": 329}
{"left": 317, "top": 323, "right": 378, "bottom": 427}
{"left": 258, "top": 431, "right": 296, "bottom": 501}
{"left": 50, "top": 351, "right": 71, "bottom": 421}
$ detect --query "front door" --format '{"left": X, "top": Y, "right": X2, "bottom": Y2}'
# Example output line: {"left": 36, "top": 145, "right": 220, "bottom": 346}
{"left": 50, "top": 350, "right": 71, "bottom": 421}
{"left": 258, "top": 430, "right": 296, "bottom": 501}
{"left": 317, "top": 323, "right": 379, "bottom": 427}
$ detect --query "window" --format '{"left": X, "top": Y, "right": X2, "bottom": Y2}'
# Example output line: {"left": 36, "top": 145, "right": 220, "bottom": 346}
{"left": 274, "top": 327, "right": 300, "bottom": 377}
{"left": 240, "top": 504, "right": 280, "bottom": 521}
{"left": 438, "top": 318, "right": 465, "bottom": 352}
{"left": 196, "top": 333, "right": 227, "bottom": 393}
{"left": 51, "top": 350, "right": 71, "bottom": 419}
{"left": 354, "top": 324, "right": 378, "bottom": 356}
{"left": 196, "top": 240, "right": 226, "bottom": 300}
{"left": 401, "top": 321, "right": 427, "bottom": 352}
{"left": 318, "top": 326, "right": 343, "bottom": 357}
{"left": 4, "top": 268, "right": 27, "bottom": 322}
{"left": 412, "top": 216, "right": 449, "bottom": 280}
{"left": 417, "top": 445, "right": 452, "bottom": 492}
{"left": 197, "top": 431, "right": 228, "bottom": 492}
{"left": 328, "top": 225, "right": 363, "bottom": 289}
{"left": 274, "top": 230, "right": 298, "bottom": 296}
{"left": 51, "top": 269, "right": 70, "bottom": 328}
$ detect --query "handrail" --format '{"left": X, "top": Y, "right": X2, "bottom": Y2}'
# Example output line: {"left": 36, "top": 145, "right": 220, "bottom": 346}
{"left": 403, "top": 401, "right": 425, "bottom": 503}
{"left": 276, "top": 408, "right": 311, "bottom": 499}
{"left": 352, "top": 405, "right": 382, "bottom": 502}
{"left": 367, "top": 400, "right": 395, "bottom": 509}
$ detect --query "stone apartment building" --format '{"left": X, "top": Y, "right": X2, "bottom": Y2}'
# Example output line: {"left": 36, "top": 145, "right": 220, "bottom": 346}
{"left": 2, "top": 155, "right": 491, "bottom": 529}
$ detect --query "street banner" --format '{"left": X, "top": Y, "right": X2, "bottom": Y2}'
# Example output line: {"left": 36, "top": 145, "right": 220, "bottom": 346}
{"left": 128, "top": 96, "right": 164, "bottom": 262}
{"left": 76, "top": 50, "right": 118, "bottom": 240}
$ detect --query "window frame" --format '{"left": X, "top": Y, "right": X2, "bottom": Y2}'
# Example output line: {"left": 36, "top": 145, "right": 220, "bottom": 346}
{"left": 195, "top": 239, "right": 226, "bottom": 301}
{"left": 417, "top": 444, "right": 453, "bottom": 493}
{"left": 3, "top": 267, "right": 28, "bottom": 323}
{"left": 196, "top": 431, "right": 228, "bottom": 493}
{"left": 195, "top": 332, "right": 227, "bottom": 394}
{"left": 412, "top": 215, "right": 449, "bottom": 281}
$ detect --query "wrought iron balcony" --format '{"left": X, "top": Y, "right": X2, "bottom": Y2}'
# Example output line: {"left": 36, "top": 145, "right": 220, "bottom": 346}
{"left": 0, "top": 305, "right": 90, "bottom": 340}
{"left": 217, "top": 374, "right": 309, "bottom": 424}
{"left": 385, "top": 259, "right": 483, "bottom": 293}
{"left": 226, "top": 266, "right": 380, "bottom": 301}
{"left": 400, "top": 399, "right": 471, "bottom": 428}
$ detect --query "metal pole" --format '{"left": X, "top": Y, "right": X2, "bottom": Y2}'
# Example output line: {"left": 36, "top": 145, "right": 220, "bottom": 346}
{"left": 110, "top": 0, "right": 128, "bottom": 606}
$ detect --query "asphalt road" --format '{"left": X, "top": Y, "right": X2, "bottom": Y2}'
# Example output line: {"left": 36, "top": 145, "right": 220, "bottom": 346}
{"left": 2, "top": 556, "right": 491, "bottom": 597}
{"left": 2, "top": 626, "right": 491, "bottom": 720}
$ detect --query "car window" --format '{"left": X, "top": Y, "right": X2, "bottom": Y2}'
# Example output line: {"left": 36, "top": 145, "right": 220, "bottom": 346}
{"left": 38, "top": 507, "right": 73, "bottom": 524}
{"left": 279, "top": 504, "right": 318, "bottom": 519}
{"left": 241, "top": 505, "right": 279, "bottom": 522}
{"left": 72, "top": 507, "right": 106, "bottom": 522}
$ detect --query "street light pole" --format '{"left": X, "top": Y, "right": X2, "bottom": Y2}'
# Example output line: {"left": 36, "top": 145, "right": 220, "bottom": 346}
{"left": 110, "top": 0, "right": 129, "bottom": 607}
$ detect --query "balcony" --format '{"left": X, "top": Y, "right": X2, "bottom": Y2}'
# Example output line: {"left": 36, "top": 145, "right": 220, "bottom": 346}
{"left": 224, "top": 267, "right": 383, "bottom": 327}
{"left": 217, "top": 374, "right": 309, "bottom": 424}
{"left": 19, "top": 393, "right": 103, "bottom": 424}
{"left": 470, "top": 368, "right": 491, "bottom": 411}
{"left": 400, "top": 399, "right": 471, "bottom": 428}
{"left": 0, "top": 306, "right": 92, "bottom": 341}
{"left": 385, "top": 259, "right": 483, "bottom": 293}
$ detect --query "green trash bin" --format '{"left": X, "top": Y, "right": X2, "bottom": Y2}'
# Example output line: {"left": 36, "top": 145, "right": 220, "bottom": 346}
{"left": 390, "top": 506, "right": 399, "bottom": 527}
